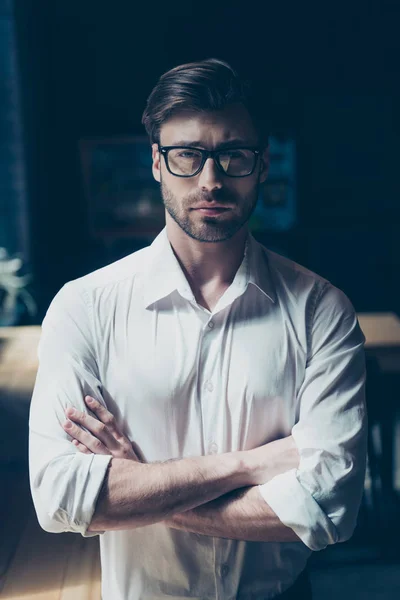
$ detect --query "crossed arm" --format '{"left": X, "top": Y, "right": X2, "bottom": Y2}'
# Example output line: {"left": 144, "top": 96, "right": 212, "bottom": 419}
{"left": 63, "top": 397, "right": 301, "bottom": 541}
{"left": 164, "top": 487, "right": 300, "bottom": 542}
{"left": 30, "top": 282, "right": 367, "bottom": 549}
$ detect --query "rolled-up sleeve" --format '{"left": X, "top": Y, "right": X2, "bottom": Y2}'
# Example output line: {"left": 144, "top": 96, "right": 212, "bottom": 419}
{"left": 29, "top": 282, "right": 112, "bottom": 536}
{"left": 258, "top": 282, "right": 367, "bottom": 551}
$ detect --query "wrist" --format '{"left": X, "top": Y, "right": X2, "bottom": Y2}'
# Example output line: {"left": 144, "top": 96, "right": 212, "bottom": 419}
{"left": 238, "top": 436, "right": 300, "bottom": 487}
{"left": 233, "top": 450, "right": 258, "bottom": 487}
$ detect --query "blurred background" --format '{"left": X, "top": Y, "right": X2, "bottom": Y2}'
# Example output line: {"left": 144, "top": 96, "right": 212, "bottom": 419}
{"left": 0, "top": 0, "right": 400, "bottom": 598}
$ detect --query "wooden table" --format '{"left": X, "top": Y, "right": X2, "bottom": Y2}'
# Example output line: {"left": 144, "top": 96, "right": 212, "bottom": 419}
{"left": 0, "top": 514, "right": 101, "bottom": 600}
{"left": 358, "top": 312, "right": 400, "bottom": 349}
{"left": 0, "top": 326, "right": 42, "bottom": 464}
{"left": 357, "top": 312, "right": 400, "bottom": 539}
{"left": 358, "top": 312, "right": 400, "bottom": 372}
{"left": 0, "top": 326, "right": 102, "bottom": 599}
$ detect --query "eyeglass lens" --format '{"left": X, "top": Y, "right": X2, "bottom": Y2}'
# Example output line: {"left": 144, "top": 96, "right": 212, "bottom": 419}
{"left": 167, "top": 148, "right": 256, "bottom": 177}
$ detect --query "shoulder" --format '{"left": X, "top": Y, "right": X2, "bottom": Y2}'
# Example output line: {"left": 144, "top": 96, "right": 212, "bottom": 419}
{"left": 266, "top": 248, "right": 363, "bottom": 349}
{"left": 45, "top": 245, "right": 153, "bottom": 318}
{"left": 70, "top": 245, "right": 152, "bottom": 294}
{"left": 264, "top": 246, "right": 329, "bottom": 291}
{"left": 257, "top": 242, "right": 356, "bottom": 321}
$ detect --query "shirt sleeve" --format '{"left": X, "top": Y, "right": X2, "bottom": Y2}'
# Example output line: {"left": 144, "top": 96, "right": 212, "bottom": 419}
{"left": 29, "top": 282, "right": 112, "bottom": 537}
{"left": 258, "top": 282, "right": 368, "bottom": 551}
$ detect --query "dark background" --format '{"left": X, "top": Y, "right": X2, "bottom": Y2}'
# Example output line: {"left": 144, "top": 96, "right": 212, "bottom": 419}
{"left": 4, "top": 0, "right": 400, "bottom": 319}
{"left": 1, "top": 2, "right": 400, "bottom": 594}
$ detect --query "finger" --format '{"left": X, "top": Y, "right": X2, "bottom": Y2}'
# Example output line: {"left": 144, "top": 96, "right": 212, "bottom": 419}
{"left": 84, "top": 397, "right": 133, "bottom": 452}
{"left": 71, "top": 439, "right": 92, "bottom": 455}
{"left": 62, "top": 419, "right": 110, "bottom": 455}
{"left": 131, "top": 440, "right": 144, "bottom": 462}
{"left": 64, "top": 407, "right": 120, "bottom": 450}
{"left": 84, "top": 396, "right": 124, "bottom": 439}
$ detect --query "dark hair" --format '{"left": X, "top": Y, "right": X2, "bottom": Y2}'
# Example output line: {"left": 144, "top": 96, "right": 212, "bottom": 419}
{"left": 141, "top": 58, "right": 267, "bottom": 146}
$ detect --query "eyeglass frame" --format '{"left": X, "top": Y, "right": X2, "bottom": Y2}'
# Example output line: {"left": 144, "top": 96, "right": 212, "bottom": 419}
{"left": 158, "top": 145, "right": 262, "bottom": 178}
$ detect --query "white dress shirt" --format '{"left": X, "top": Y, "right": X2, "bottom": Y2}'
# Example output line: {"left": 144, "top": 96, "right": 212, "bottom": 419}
{"left": 29, "top": 227, "right": 367, "bottom": 600}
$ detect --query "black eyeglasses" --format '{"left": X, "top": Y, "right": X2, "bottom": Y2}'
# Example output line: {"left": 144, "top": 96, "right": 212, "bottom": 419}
{"left": 158, "top": 145, "right": 261, "bottom": 178}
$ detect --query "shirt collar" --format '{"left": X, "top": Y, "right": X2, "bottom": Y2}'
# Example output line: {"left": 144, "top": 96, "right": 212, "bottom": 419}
{"left": 246, "top": 234, "right": 276, "bottom": 304}
{"left": 143, "top": 227, "right": 276, "bottom": 310}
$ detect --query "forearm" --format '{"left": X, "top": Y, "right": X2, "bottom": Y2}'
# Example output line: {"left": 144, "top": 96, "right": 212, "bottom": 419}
{"left": 164, "top": 436, "right": 301, "bottom": 542}
{"left": 89, "top": 451, "right": 251, "bottom": 532}
{"left": 165, "top": 486, "right": 301, "bottom": 542}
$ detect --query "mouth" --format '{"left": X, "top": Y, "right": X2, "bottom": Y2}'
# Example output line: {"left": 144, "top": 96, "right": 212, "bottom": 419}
{"left": 192, "top": 206, "right": 232, "bottom": 216}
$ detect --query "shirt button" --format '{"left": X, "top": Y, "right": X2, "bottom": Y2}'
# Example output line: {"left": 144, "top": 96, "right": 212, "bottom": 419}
{"left": 205, "top": 380, "right": 214, "bottom": 392}
{"left": 221, "top": 564, "right": 230, "bottom": 577}
{"left": 208, "top": 442, "right": 218, "bottom": 454}
{"left": 206, "top": 381, "right": 214, "bottom": 392}
{"left": 207, "top": 320, "right": 214, "bottom": 329}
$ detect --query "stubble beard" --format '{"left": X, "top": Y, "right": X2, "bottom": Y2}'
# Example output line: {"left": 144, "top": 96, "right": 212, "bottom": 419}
{"left": 161, "top": 179, "right": 260, "bottom": 243}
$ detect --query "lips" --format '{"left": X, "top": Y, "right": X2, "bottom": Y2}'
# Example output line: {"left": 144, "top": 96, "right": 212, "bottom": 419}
{"left": 194, "top": 207, "right": 231, "bottom": 217}
{"left": 192, "top": 205, "right": 231, "bottom": 210}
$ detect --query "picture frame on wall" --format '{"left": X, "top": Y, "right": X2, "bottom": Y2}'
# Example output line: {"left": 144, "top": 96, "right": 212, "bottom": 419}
{"left": 249, "top": 136, "right": 296, "bottom": 232}
{"left": 79, "top": 136, "right": 165, "bottom": 247}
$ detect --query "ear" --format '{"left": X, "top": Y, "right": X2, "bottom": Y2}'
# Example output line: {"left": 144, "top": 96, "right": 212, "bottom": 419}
{"left": 152, "top": 143, "right": 161, "bottom": 183}
{"left": 259, "top": 146, "right": 270, "bottom": 184}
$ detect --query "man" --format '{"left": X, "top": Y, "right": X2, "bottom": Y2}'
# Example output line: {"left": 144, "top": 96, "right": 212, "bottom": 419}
{"left": 29, "top": 59, "right": 367, "bottom": 600}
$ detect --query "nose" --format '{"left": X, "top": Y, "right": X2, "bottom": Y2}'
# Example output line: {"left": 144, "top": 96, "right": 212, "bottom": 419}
{"left": 197, "top": 158, "right": 223, "bottom": 192}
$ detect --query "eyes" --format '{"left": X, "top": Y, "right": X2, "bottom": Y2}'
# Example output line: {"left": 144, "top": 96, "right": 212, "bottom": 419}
{"left": 160, "top": 145, "right": 260, "bottom": 178}
{"left": 176, "top": 150, "right": 199, "bottom": 159}
{"left": 176, "top": 149, "right": 247, "bottom": 159}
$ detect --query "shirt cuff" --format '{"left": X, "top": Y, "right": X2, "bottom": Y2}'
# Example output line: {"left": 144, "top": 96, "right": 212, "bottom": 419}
{"left": 258, "top": 469, "right": 339, "bottom": 551}
{"left": 79, "top": 453, "right": 113, "bottom": 537}
{"left": 45, "top": 452, "right": 113, "bottom": 537}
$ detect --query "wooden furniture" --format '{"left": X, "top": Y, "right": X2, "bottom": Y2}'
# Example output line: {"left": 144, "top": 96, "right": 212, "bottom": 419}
{"left": 358, "top": 312, "right": 400, "bottom": 351}
{"left": 357, "top": 312, "right": 400, "bottom": 545}
{"left": 0, "top": 326, "right": 41, "bottom": 464}
{"left": 0, "top": 326, "right": 102, "bottom": 599}
{"left": 358, "top": 312, "right": 400, "bottom": 375}
{"left": 0, "top": 507, "right": 101, "bottom": 600}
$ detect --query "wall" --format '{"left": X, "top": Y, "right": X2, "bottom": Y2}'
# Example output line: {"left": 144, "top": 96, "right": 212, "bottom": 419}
{"left": 12, "top": 0, "right": 400, "bottom": 318}
{"left": 0, "top": 0, "right": 29, "bottom": 257}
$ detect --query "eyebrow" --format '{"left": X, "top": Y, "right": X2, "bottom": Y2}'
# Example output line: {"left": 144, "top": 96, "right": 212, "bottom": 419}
{"left": 166, "top": 139, "right": 256, "bottom": 149}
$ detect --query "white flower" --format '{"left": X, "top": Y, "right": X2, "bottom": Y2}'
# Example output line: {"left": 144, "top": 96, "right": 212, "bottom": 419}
{"left": 0, "top": 248, "right": 37, "bottom": 324}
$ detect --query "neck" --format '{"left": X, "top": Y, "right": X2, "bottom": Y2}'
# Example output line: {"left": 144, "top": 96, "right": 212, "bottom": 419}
{"left": 166, "top": 218, "right": 248, "bottom": 293}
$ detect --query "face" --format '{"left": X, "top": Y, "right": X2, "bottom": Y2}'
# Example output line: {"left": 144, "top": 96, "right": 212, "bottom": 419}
{"left": 151, "top": 103, "right": 269, "bottom": 243}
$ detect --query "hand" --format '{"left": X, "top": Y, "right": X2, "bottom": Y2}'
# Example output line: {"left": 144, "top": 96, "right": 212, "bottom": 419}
{"left": 62, "top": 395, "right": 140, "bottom": 461}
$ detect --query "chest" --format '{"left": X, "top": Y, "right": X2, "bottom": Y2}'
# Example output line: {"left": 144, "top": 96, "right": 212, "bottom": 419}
{"left": 97, "top": 292, "right": 308, "bottom": 459}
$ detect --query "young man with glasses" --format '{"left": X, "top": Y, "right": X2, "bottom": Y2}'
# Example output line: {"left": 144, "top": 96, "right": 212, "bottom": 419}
{"left": 29, "top": 59, "right": 367, "bottom": 600}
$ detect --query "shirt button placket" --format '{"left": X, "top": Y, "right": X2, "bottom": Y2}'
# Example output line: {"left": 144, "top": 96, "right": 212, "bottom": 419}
{"left": 208, "top": 442, "right": 218, "bottom": 454}
{"left": 202, "top": 317, "right": 217, "bottom": 459}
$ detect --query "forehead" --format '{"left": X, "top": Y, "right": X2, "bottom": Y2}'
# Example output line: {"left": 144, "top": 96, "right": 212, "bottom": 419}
{"left": 159, "top": 103, "right": 258, "bottom": 148}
